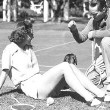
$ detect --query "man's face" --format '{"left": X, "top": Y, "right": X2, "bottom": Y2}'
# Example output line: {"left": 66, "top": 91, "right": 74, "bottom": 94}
{"left": 106, "top": 0, "right": 110, "bottom": 8}
{"left": 89, "top": 0, "right": 100, "bottom": 14}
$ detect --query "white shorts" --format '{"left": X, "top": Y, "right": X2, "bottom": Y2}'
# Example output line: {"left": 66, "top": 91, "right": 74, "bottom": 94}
{"left": 20, "top": 74, "right": 42, "bottom": 99}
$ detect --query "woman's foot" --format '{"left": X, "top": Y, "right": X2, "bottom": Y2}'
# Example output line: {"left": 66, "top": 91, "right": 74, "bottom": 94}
{"left": 87, "top": 98, "right": 101, "bottom": 106}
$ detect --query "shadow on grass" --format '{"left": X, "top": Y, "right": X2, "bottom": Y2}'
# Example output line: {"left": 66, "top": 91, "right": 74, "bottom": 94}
{"left": 54, "top": 90, "right": 85, "bottom": 103}
{"left": 0, "top": 87, "right": 85, "bottom": 103}
{"left": 0, "top": 88, "right": 24, "bottom": 96}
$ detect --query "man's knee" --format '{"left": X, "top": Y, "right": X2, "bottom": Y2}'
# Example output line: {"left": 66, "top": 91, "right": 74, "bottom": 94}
{"left": 101, "top": 37, "right": 110, "bottom": 48}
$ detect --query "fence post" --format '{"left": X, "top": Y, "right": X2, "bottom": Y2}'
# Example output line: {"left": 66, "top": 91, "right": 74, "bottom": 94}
{"left": 13, "top": 0, "right": 18, "bottom": 22}
{"left": 7, "top": 0, "right": 11, "bottom": 22}
{"left": 43, "top": 0, "right": 49, "bottom": 22}
{"left": 63, "top": 0, "right": 69, "bottom": 21}
{"left": 3, "top": 0, "right": 7, "bottom": 21}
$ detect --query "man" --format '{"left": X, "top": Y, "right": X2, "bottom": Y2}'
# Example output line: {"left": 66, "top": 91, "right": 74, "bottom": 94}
{"left": 68, "top": 0, "right": 110, "bottom": 89}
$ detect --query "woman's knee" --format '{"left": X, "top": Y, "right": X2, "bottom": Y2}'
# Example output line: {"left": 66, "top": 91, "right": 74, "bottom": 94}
{"left": 58, "top": 62, "right": 70, "bottom": 72}
{"left": 101, "top": 37, "right": 110, "bottom": 48}
{"left": 61, "top": 62, "right": 70, "bottom": 68}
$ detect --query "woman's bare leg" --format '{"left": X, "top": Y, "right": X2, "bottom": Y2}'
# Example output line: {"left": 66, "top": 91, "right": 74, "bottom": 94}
{"left": 38, "top": 62, "right": 100, "bottom": 102}
{"left": 70, "top": 64, "right": 105, "bottom": 97}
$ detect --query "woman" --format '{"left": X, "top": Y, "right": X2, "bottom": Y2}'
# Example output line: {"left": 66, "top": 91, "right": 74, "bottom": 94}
{"left": 0, "top": 20, "right": 110, "bottom": 107}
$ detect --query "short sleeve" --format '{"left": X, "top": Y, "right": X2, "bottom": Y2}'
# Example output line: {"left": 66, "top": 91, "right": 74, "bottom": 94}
{"left": 2, "top": 46, "right": 11, "bottom": 71}
{"left": 32, "top": 50, "right": 40, "bottom": 72}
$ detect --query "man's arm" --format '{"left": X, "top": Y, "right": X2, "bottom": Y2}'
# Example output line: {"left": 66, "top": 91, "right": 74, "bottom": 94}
{"left": 68, "top": 18, "right": 94, "bottom": 43}
{"left": 88, "top": 8, "right": 110, "bottom": 39}
{"left": 88, "top": 28, "right": 110, "bottom": 39}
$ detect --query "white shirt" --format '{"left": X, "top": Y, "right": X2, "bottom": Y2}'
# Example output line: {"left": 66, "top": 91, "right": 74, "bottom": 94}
{"left": 2, "top": 42, "right": 40, "bottom": 86}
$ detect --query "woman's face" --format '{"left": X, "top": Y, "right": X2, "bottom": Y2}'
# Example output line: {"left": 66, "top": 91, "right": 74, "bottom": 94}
{"left": 23, "top": 34, "right": 33, "bottom": 46}
{"left": 20, "top": 29, "right": 34, "bottom": 48}
{"left": 89, "top": 0, "right": 100, "bottom": 14}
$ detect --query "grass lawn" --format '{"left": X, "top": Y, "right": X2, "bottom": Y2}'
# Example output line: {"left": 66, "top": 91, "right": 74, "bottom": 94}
{"left": 1, "top": 86, "right": 110, "bottom": 110}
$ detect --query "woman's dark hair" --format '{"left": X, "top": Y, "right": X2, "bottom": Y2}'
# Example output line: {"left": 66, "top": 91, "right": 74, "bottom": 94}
{"left": 8, "top": 27, "right": 27, "bottom": 44}
{"left": 17, "top": 19, "right": 33, "bottom": 31}
{"left": 8, "top": 20, "right": 33, "bottom": 44}
{"left": 17, "top": 20, "right": 33, "bottom": 38}
{"left": 64, "top": 53, "right": 77, "bottom": 65}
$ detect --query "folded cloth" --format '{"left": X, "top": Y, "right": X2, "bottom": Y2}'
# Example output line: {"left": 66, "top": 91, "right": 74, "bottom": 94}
{"left": 103, "top": 76, "right": 110, "bottom": 85}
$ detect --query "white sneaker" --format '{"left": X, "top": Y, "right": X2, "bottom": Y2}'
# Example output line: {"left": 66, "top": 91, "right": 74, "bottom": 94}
{"left": 91, "top": 98, "right": 101, "bottom": 106}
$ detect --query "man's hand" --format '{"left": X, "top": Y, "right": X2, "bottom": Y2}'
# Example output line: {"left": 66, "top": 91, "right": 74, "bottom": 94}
{"left": 68, "top": 20, "right": 76, "bottom": 28}
{"left": 88, "top": 31, "right": 94, "bottom": 40}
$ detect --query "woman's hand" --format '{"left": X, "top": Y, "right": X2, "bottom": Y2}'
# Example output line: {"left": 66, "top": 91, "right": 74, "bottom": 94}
{"left": 68, "top": 20, "right": 76, "bottom": 28}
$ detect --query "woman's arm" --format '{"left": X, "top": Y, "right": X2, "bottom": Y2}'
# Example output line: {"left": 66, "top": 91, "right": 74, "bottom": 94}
{"left": 68, "top": 18, "right": 94, "bottom": 43}
{"left": 0, "top": 70, "right": 9, "bottom": 89}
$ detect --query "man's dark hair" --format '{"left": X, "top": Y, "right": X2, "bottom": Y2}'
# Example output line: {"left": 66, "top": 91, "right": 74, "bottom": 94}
{"left": 98, "top": 0, "right": 107, "bottom": 11}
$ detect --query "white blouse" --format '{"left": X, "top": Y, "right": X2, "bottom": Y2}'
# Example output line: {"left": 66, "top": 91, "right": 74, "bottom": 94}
{"left": 2, "top": 42, "right": 40, "bottom": 86}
